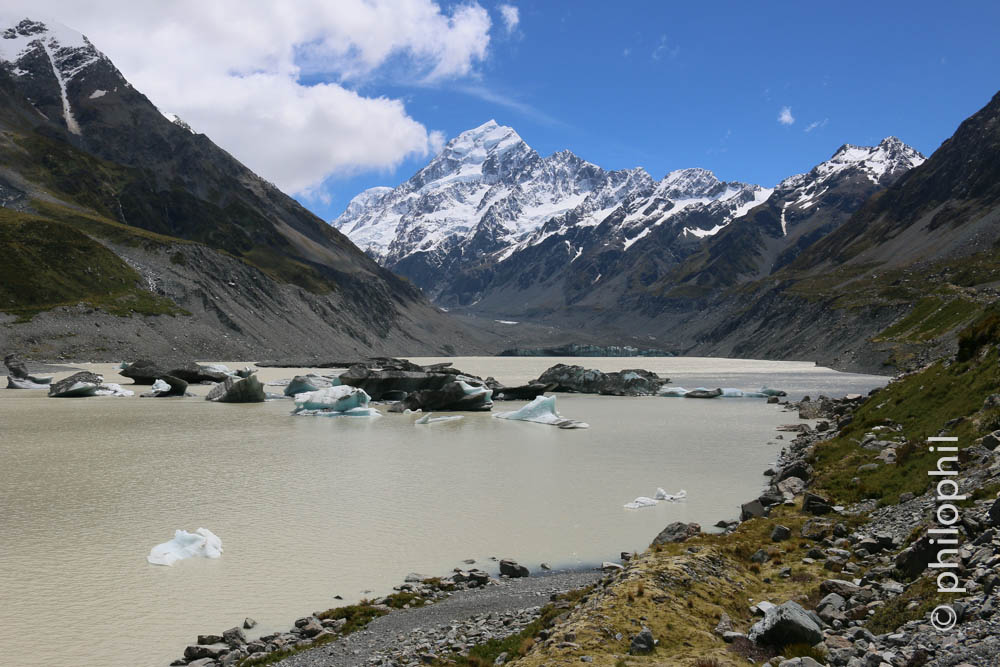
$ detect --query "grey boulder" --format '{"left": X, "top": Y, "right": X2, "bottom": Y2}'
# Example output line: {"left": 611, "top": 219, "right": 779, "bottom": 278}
{"left": 748, "top": 601, "right": 822, "bottom": 647}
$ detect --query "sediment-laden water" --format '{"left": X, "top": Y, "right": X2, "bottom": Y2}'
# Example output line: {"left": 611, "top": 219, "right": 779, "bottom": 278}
{"left": 0, "top": 357, "right": 887, "bottom": 667}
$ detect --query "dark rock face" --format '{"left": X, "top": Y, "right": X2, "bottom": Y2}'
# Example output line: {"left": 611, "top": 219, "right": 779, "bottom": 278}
{"left": 748, "top": 601, "right": 823, "bottom": 647}
{"left": 498, "top": 560, "right": 529, "bottom": 578}
{"left": 990, "top": 499, "right": 1000, "bottom": 527}
{"left": 206, "top": 376, "right": 265, "bottom": 403}
{"left": 533, "top": 364, "right": 664, "bottom": 396}
{"left": 629, "top": 628, "right": 655, "bottom": 654}
{"left": 651, "top": 522, "right": 701, "bottom": 545}
{"left": 740, "top": 500, "right": 768, "bottom": 522}
{"left": 387, "top": 381, "right": 493, "bottom": 412}
{"left": 802, "top": 492, "right": 833, "bottom": 515}
{"left": 48, "top": 371, "right": 103, "bottom": 398}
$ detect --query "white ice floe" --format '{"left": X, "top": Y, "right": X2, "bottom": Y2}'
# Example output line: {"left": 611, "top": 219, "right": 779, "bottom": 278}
{"left": 150, "top": 379, "right": 170, "bottom": 393}
{"left": 660, "top": 386, "right": 768, "bottom": 398}
{"left": 147, "top": 528, "right": 223, "bottom": 566}
{"left": 94, "top": 383, "right": 134, "bottom": 397}
{"left": 659, "top": 386, "right": 688, "bottom": 397}
{"left": 493, "top": 395, "right": 588, "bottom": 429}
{"left": 624, "top": 497, "right": 659, "bottom": 510}
{"left": 655, "top": 488, "right": 687, "bottom": 501}
{"left": 625, "top": 488, "right": 687, "bottom": 509}
{"left": 291, "top": 385, "right": 379, "bottom": 417}
{"left": 415, "top": 413, "right": 464, "bottom": 424}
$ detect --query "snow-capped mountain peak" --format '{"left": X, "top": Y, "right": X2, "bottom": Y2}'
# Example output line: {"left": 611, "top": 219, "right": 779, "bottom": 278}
{"left": 0, "top": 16, "right": 105, "bottom": 135}
{"left": 780, "top": 136, "right": 925, "bottom": 191}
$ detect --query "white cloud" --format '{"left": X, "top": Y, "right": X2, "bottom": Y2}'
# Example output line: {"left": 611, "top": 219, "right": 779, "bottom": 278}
{"left": 652, "top": 35, "right": 678, "bottom": 61}
{"left": 2, "top": 1, "right": 495, "bottom": 197}
{"left": 804, "top": 118, "right": 829, "bottom": 133}
{"left": 498, "top": 4, "right": 519, "bottom": 34}
{"left": 778, "top": 106, "right": 796, "bottom": 126}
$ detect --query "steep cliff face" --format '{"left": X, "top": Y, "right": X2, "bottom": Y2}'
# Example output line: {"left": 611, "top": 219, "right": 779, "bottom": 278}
{"left": 0, "top": 17, "right": 485, "bottom": 360}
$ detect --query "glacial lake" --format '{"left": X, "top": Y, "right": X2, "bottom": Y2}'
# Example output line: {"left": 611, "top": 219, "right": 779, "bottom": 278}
{"left": 0, "top": 357, "right": 888, "bottom": 667}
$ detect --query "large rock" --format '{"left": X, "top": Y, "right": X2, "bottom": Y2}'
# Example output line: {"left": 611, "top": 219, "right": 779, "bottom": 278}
{"left": 741, "top": 499, "right": 768, "bottom": 521}
{"left": 532, "top": 364, "right": 664, "bottom": 396}
{"left": 388, "top": 381, "right": 493, "bottom": 412}
{"left": 48, "top": 371, "right": 104, "bottom": 398}
{"left": 989, "top": 499, "right": 1000, "bottom": 527}
{"left": 802, "top": 493, "right": 833, "bottom": 515}
{"left": 629, "top": 627, "right": 655, "bottom": 654}
{"left": 498, "top": 559, "right": 529, "bottom": 578}
{"left": 206, "top": 376, "right": 266, "bottom": 403}
{"left": 748, "top": 601, "right": 823, "bottom": 647}
{"left": 652, "top": 522, "right": 701, "bottom": 545}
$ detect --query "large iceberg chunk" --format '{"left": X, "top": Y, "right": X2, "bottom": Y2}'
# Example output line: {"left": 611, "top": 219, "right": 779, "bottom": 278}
{"left": 659, "top": 386, "right": 689, "bottom": 397}
{"left": 493, "top": 395, "right": 589, "bottom": 428}
{"left": 147, "top": 528, "right": 223, "bottom": 566}
{"left": 292, "top": 385, "right": 379, "bottom": 417}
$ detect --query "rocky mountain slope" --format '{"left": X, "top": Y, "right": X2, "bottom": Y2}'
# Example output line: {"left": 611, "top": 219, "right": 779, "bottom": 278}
{"left": 0, "top": 16, "right": 490, "bottom": 360}
{"left": 334, "top": 121, "right": 923, "bottom": 350}
{"left": 652, "top": 91, "right": 1000, "bottom": 372}
{"left": 337, "top": 92, "right": 1000, "bottom": 373}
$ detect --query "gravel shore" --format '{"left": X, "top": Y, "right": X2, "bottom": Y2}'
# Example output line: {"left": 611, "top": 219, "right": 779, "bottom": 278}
{"left": 277, "top": 569, "right": 602, "bottom": 667}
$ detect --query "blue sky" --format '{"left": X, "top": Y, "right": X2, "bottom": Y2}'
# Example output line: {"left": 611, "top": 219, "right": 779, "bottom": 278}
{"left": 296, "top": 1, "right": 1000, "bottom": 221}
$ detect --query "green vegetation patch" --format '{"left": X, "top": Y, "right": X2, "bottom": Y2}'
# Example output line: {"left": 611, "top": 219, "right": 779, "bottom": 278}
{"left": 0, "top": 209, "right": 184, "bottom": 320}
{"left": 812, "top": 318, "right": 999, "bottom": 505}
{"left": 876, "top": 297, "right": 979, "bottom": 343}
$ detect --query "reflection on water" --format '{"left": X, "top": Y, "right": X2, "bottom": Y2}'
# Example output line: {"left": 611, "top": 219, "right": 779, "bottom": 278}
{"left": 0, "top": 358, "right": 887, "bottom": 666}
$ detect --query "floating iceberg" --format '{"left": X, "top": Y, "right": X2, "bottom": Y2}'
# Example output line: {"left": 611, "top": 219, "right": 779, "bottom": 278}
{"left": 655, "top": 488, "right": 687, "bottom": 501}
{"left": 720, "top": 388, "right": 769, "bottom": 398}
{"left": 150, "top": 379, "right": 170, "bottom": 393}
{"left": 624, "top": 497, "right": 659, "bottom": 510}
{"left": 7, "top": 376, "right": 49, "bottom": 390}
{"left": 284, "top": 373, "right": 340, "bottom": 397}
{"left": 760, "top": 386, "right": 787, "bottom": 397}
{"left": 493, "top": 395, "right": 589, "bottom": 429}
{"left": 659, "top": 386, "right": 689, "bottom": 397}
{"left": 147, "top": 528, "right": 223, "bottom": 566}
{"left": 415, "top": 413, "right": 464, "bottom": 424}
{"left": 625, "top": 488, "right": 687, "bottom": 509}
{"left": 292, "top": 385, "right": 379, "bottom": 417}
{"left": 94, "top": 383, "right": 134, "bottom": 397}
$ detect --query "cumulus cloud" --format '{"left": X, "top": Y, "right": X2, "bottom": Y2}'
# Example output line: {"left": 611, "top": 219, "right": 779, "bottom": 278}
{"left": 804, "top": 118, "right": 829, "bottom": 133}
{"left": 498, "top": 4, "right": 520, "bottom": 34}
{"left": 778, "top": 106, "right": 796, "bottom": 126}
{"left": 2, "top": 1, "right": 495, "bottom": 197}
